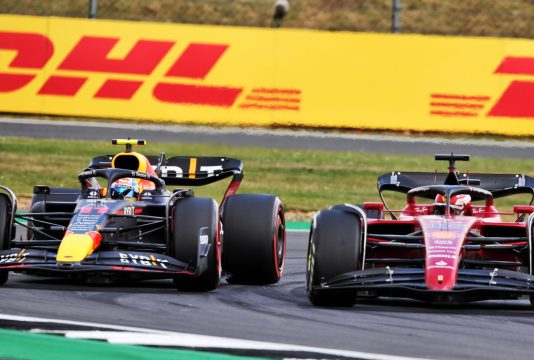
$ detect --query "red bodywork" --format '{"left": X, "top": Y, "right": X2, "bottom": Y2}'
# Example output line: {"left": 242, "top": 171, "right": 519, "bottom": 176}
{"left": 421, "top": 215, "right": 477, "bottom": 291}
{"left": 310, "top": 154, "right": 534, "bottom": 305}
{"left": 365, "top": 202, "right": 530, "bottom": 292}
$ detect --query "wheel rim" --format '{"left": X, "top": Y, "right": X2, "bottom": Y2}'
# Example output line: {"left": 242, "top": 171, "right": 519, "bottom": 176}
{"left": 306, "top": 244, "right": 313, "bottom": 294}
{"left": 306, "top": 226, "right": 315, "bottom": 295}
{"left": 274, "top": 210, "right": 285, "bottom": 275}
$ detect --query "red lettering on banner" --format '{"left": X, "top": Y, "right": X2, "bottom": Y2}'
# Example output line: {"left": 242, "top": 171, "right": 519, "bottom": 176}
{"left": 431, "top": 57, "right": 534, "bottom": 119}
{"left": 495, "top": 56, "right": 534, "bottom": 76}
{"left": 488, "top": 56, "right": 534, "bottom": 118}
{"left": 0, "top": 74, "right": 35, "bottom": 92}
{"left": 0, "top": 31, "right": 301, "bottom": 111}
{"left": 488, "top": 80, "right": 534, "bottom": 118}
{"left": 95, "top": 79, "right": 143, "bottom": 99}
{"left": 59, "top": 37, "right": 174, "bottom": 75}
{"left": 166, "top": 43, "right": 228, "bottom": 79}
{"left": 155, "top": 43, "right": 242, "bottom": 106}
{"left": 0, "top": 31, "right": 53, "bottom": 92}
{"left": 153, "top": 83, "right": 242, "bottom": 107}
{"left": 38, "top": 76, "right": 87, "bottom": 96}
{"left": 0, "top": 32, "right": 53, "bottom": 68}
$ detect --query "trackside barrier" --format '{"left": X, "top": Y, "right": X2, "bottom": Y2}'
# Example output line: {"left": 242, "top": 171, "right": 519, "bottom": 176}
{"left": 1, "top": 14, "right": 534, "bottom": 136}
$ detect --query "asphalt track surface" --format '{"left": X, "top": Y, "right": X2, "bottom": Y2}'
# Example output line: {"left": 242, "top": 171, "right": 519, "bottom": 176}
{"left": 1, "top": 230, "right": 534, "bottom": 360}
{"left": 2, "top": 118, "right": 534, "bottom": 359}
{"left": 1, "top": 117, "right": 534, "bottom": 158}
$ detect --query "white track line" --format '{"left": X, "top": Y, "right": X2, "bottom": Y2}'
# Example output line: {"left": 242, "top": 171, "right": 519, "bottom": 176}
{"left": 0, "top": 313, "right": 431, "bottom": 360}
{"left": 1, "top": 117, "right": 533, "bottom": 149}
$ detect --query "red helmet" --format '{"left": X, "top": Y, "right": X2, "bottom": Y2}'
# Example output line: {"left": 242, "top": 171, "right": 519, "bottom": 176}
{"left": 434, "top": 194, "right": 471, "bottom": 215}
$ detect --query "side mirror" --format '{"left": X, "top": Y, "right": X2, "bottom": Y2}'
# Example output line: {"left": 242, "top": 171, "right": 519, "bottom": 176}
{"left": 363, "top": 202, "right": 384, "bottom": 211}
{"left": 363, "top": 202, "right": 384, "bottom": 219}
{"left": 513, "top": 205, "right": 534, "bottom": 214}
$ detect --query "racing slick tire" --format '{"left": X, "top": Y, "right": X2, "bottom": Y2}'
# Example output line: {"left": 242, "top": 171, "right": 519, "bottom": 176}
{"left": 221, "top": 194, "right": 285, "bottom": 285}
{"left": 0, "top": 194, "right": 13, "bottom": 285}
{"left": 171, "top": 197, "right": 220, "bottom": 292}
{"left": 306, "top": 209, "right": 362, "bottom": 307}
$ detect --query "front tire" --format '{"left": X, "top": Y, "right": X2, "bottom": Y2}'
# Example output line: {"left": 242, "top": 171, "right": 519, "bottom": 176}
{"left": 306, "top": 209, "right": 362, "bottom": 307}
{"left": 0, "top": 194, "right": 13, "bottom": 285}
{"left": 222, "top": 194, "right": 285, "bottom": 285}
{"left": 171, "top": 197, "right": 220, "bottom": 292}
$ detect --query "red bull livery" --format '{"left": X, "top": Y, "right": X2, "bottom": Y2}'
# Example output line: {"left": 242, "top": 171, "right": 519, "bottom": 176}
{"left": 0, "top": 139, "right": 285, "bottom": 291}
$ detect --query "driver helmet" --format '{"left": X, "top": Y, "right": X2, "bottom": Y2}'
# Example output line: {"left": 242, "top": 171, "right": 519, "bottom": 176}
{"left": 434, "top": 194, "right": 472, "bottom": 215}
{"left": 110, "top": 178, "right": 140, "bottom": 200}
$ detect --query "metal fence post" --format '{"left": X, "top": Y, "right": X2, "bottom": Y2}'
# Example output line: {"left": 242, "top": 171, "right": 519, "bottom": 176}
{"left": 392, "top": 0, "right": 401, "bottom": 33}
{"left": 88, "top": 0, "right": 97, "bottom": 19}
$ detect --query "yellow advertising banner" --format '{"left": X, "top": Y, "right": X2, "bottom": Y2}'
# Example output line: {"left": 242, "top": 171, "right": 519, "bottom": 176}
{"left": 1, "top": 14, "right": 534, "bottom": 135}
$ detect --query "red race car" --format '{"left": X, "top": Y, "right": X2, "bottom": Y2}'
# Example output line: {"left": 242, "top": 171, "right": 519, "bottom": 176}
{"left": 307, "top": 153, "right": 534, "bottom": 307}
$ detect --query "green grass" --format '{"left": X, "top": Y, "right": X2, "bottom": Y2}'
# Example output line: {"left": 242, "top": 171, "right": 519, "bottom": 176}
{"left": 1, "top": 137, "right": 533, "bottom": 217}
{"left": 0, "top": 328, "right": 265, "bottom": 360}
{"left": 3, "top": 0, "right": 534, "bottom": 38}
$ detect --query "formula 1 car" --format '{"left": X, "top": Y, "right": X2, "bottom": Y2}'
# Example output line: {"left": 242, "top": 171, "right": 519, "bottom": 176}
{"left": 307, "top": 153, "right": 534, "bottom": 307}
{"left": 0, "top": 139, "right": 285, "bottom": 291}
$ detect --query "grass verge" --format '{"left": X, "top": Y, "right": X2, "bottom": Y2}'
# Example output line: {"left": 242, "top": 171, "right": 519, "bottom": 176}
{"left": 1, "top": 137, "right": 533, "bottom": 220}
{"left": 4, "top": 0, "right": 534, "bottom": 38}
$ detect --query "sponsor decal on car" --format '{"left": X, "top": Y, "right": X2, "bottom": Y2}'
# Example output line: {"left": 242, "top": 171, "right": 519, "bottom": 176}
{"left": 0, "top": 250, "right": 28, "bottom": 263}
{"left": 431, "top": 231, "right": 456, "bottom": 240}
{"left": 123, "top": 204, "right": 135, "bottom": 216}
{"left": 119, "top": 253, "right": 169, "bottom": 269}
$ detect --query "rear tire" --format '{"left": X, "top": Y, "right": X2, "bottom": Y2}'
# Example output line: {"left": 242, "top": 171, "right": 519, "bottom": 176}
{"left": 306, "top": 209, "right": 362, "bottom": 307}
{"left": 222, "top": 194, "right": 285, "bottom": 285}
{"left": 171, "top": 197, "right": 220, "bottom": 292}
{"left": 0, "top": 194, "right": 13, "bottom": 285}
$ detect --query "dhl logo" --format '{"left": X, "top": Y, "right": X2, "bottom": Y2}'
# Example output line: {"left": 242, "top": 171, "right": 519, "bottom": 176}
{"left": 0, "top": 31, "right": 301, "bottom": 111}
{"left": 430, "top": 57, "right": 534, "bottom": 119}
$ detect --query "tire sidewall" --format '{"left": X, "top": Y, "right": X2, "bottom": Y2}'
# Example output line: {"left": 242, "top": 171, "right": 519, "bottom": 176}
{"left": 221, "top": 194, "right": 285, "bottom": 284}
{"left": 171, "top": 197, "right": 220, "bottom": 291}
{"left": 0, "top": 194, "right": 12, "bottom": 250}
{"left": 0, "top": 194, "right": 12, "bottom": 285}
{"left": 306, "top": 209, "right": 362, "bottom": 306}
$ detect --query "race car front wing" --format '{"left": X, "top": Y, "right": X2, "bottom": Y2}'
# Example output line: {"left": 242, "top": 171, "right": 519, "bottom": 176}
{"left": 0, "top": 249, "right": 195, "bottom": 277}
{"left": 312, "top": 267, "right": 534, "bottom": 303}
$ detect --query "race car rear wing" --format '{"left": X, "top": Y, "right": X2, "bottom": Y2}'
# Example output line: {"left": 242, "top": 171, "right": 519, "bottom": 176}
{"left": 89, "top": 155, "right": 243, "bottom": 186}
{"left": 378, "top": 172, "right": 534, "bottom": 199}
